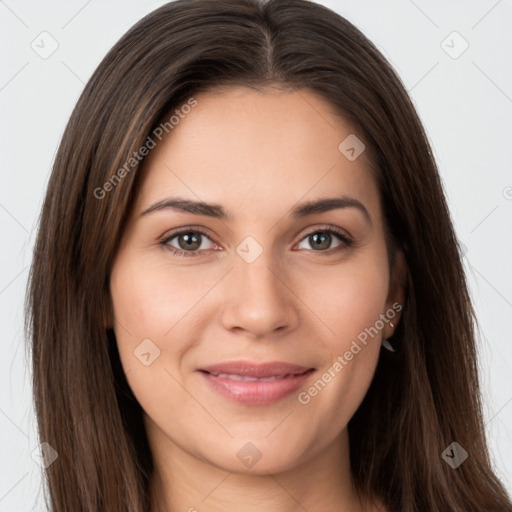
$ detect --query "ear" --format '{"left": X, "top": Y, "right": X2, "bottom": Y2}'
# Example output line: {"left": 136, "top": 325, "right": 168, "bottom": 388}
{"left": 383, "top": 250, "right": 407, "bottom": 339}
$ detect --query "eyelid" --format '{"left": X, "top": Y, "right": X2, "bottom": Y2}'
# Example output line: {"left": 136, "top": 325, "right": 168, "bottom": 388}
{"left": 297, "top": 223, "right": 352, "bottom": 241}
{"left": 159, "top": 224, "right": 213, "bottom": 237}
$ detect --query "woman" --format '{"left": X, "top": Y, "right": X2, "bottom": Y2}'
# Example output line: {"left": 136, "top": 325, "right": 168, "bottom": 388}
{"left": 25, "top": 0, "right": 512, "bottom": 511}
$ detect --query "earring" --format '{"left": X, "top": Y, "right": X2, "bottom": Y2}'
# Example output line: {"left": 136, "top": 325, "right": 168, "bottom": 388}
{"left": 382, "top": 321, "right": 396, "bottom": 352}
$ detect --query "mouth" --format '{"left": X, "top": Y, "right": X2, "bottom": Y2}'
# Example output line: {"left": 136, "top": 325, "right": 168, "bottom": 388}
{"left": 202, "top": 372, "right": 307, "bottom": 381}
{"left": 197, "top": 361, "right": 315, "bottom": 405}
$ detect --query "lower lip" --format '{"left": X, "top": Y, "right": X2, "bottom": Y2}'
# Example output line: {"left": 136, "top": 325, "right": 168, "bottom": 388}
{"left": 199, "top": 370, "right": 315, "bottom": 405}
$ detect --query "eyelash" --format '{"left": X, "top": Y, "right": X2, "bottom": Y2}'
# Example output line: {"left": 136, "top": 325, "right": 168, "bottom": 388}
{"left": 159, "top": 225, "right": 354, "bottom": 258}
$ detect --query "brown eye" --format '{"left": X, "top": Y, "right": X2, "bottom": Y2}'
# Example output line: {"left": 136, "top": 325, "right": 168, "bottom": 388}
{"left": 308, "top": 232, "right": 334, "bottom": 251}
{"left": 297, "top": 227, "right": 353, "bottom": 253}
{"left": 161, "top": 229, "right": 216, "bottom": 257}
{"left": 175, "top": 232, "right": 202, "bottom": 251}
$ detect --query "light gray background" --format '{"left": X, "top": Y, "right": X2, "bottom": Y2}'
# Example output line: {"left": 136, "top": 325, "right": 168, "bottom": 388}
{"left": 1, "top": 0, "right": 511, "bottom": 510}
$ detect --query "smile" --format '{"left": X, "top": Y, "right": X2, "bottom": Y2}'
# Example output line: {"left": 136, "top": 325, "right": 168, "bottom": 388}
{"left": 197, "top": 361, "right": 315, "bottom": 405}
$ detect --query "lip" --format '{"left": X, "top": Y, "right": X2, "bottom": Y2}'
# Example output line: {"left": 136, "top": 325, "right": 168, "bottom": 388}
{"left": 198, "top": 360, "right": 315, "bottom": 405}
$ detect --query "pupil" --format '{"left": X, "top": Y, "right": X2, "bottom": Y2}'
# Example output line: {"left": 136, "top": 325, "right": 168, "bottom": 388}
{"left": 180, "top": 232, "right": 200, "bottom": 250}
{"left": 311, "top": 232, "right": 330, "bottom": 250}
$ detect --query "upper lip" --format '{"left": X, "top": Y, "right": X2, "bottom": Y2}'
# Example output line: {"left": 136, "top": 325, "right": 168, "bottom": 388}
{"left": 199, "top": 361, "right": 314, "bottom": 378}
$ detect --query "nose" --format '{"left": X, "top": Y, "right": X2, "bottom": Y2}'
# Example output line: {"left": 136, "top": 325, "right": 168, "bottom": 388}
{"left": 220, "top": 252, "right": 301, "bottom": 339}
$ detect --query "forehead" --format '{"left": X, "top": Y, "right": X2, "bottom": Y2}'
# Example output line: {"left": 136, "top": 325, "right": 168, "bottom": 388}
{"left": 134, "top": 86, "right": 381, "bottom": 223}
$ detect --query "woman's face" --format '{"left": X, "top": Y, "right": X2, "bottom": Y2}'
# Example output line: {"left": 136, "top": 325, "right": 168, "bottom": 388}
{"left": 110, "top": 86, "right": 404, "bottom": 475}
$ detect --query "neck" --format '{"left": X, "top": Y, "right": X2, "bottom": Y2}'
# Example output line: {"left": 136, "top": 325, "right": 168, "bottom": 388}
{"left": 147, "top": 418, "right": 369, "bottom": 512}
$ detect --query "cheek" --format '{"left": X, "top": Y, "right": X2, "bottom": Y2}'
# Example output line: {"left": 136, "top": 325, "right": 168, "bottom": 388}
{"left": 109, "top": 257, "right": 193, "bottom": 413}
{"left": 294, "top": 257, "right": 388, "bottom": 421}
{"left": 297, "top": 255, "right": 389, "bottom": 349}
{"left": 109, "top": 255, "right": 222, "bottom": 383}
{"left": 110, "top": 256, "right": 203, "bottom": 337}
{"left": 109, "top": 257, "right": 170, "bottom": 374}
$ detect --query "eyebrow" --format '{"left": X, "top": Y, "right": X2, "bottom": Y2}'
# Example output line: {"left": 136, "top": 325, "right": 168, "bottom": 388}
{"left": 140, "top": 196, "right": 372, "bottom": 225}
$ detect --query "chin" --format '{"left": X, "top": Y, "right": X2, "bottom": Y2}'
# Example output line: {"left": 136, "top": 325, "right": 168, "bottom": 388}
{"left": 198, "top": 434, "right": 312, "bottom": 476}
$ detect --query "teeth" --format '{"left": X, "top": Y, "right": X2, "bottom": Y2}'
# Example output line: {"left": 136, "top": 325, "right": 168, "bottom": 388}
{"left": 211, "top": 372, "right": 290, "bottom": 381}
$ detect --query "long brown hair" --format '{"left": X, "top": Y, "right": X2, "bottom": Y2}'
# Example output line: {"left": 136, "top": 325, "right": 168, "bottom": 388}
{"left": 25, "top": 0, "right": 512, "bottom": 510}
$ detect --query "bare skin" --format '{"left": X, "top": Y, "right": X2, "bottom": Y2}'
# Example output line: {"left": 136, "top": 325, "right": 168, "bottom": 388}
{"left": 109, "top": 85, "right": 405, "bottom": 512}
